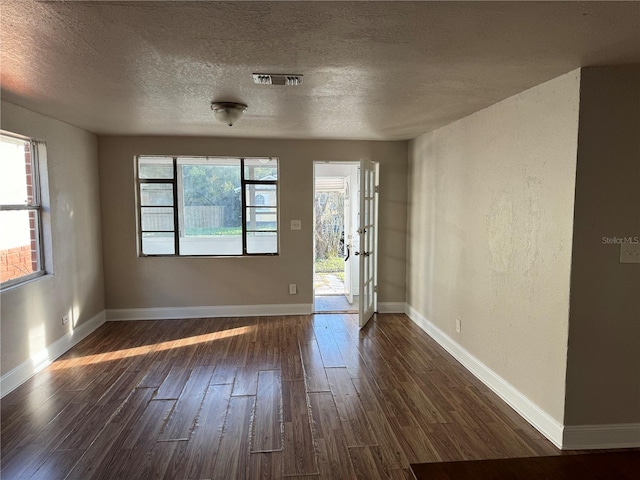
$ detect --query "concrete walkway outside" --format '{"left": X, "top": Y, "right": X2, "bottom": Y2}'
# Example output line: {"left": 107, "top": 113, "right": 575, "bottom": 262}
{"left": 314, "top": 272, "right": 345, "bottom": 296}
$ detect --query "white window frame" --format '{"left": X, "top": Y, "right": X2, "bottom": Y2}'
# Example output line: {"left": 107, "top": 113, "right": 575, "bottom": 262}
{"left": 135, "top": 156, "right": 279, "bottom": 257}
{"left": 0, "top": 131, "right": 47, "bottom": 290}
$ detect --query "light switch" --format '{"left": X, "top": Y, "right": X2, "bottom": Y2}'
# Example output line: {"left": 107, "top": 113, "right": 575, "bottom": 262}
{"left": 620, "top": 242, "right": 640, "bottom": 263}
{"left": 291, "top": 220, "right": 301, "bottom": 230}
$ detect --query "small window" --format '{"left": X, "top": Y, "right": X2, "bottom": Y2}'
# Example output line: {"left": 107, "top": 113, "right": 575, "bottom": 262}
{"left": 136, "top": 156, "right": 278, "bottom": 256}
{"left": 1, "top": 131, "right": 46, "bottom": 289}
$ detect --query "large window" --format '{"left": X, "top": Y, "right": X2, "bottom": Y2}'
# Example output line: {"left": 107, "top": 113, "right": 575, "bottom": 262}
{"left": 136, "top": 156, "right": 278, "bottom": 256}
{"left": 0, "top": 131, "right": 46, "bottom": 289}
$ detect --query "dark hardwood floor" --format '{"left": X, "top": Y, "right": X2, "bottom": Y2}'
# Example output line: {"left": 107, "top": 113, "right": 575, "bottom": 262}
{"left": 2, "top": 313, "right": 564, "bottom": 479}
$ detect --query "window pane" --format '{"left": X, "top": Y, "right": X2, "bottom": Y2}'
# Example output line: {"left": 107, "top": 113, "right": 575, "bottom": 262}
{"left": 178, "top": 156, "right": 241, "bottom": 166}
{"left": 180, "top": 232, "right": 242, "bottom": 256}
{"left": 182, "top": 206, "right": 227, "bottom": 236}
{"left": 141, "top": 207, "right": 174, "bottom": 231}
{"left": 0, "top": 210, "right": 39, "bottom": 283}
{"left": 244, "top": 158, "right": 277, "bottom": 180}
{"left": 245, "top": 184, "right": 277, "bottom": 207}
{"left": 138, "top": 156, "right": 174, "bottom": 179}
{"left": 247, "top": 232, "right": 277, "bottom": 254}
{"left": 179, "top": 158, "right": 242, "bottom": 255}
{"left": 246, "top": 207, "right": 277, "bottom": 231}
{"left": 0, "top": 134, "right": 33, "bottom": 205}
{"left": 142, "top": 232, "right": 175, "bottom": 255}
{"left": 140, "top": 183, "right": 173, "bottom": 206}
{"left": 180, "top": 159, "right": 241, "bottom": 233}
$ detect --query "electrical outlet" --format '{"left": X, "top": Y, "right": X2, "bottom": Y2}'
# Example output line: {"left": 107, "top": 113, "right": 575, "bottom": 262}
{"left": 290, "top": 220, "right": 301, "bottom": 230}
{"left": 62, "top": 315, "right": 69, "bottom": 325}
{"left": 455, "top": 318, "right": 461, "bottom": 334}
{"left": 289, "top": 283, "right": 297, "bottom": 295}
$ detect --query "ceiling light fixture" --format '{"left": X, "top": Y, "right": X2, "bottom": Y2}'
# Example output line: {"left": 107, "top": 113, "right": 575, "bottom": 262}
{"left": 210, "top": 102, "right": 247, "bottom": 126}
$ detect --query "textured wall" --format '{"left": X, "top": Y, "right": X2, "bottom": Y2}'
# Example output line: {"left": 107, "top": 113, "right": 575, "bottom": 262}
{"left": 97, "top": 136, "right": 407, "bottom": 309}
{"left": 407, "top": 71, "right": 581, "bottom": 422}
{"left": 564, "top": 66, "right": 640, "bottom": 426}
{"left": 1, "top": 101, "right": 105, "bottom": 376}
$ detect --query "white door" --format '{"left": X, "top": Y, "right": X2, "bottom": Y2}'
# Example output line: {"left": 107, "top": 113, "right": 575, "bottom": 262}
{"left": 343, "top": 179, "right": 354, "bottom": 304}
{"left": 358, "top": 159, "right": 378, "bottom": 328}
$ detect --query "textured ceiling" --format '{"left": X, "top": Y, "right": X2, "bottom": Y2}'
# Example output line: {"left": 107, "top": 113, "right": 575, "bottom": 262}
{"left": 1, "top": 1, "right": 639, "bottom": 140}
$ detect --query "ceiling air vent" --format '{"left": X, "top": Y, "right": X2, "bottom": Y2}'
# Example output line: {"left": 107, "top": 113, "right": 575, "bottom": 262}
{"left": 252, "top": 73, "right": 303, "bottom": 86}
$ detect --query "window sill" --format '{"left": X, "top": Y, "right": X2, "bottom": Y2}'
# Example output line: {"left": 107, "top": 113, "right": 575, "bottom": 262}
{"left": 1, "top": 271, "right": 52, "bottom": 293}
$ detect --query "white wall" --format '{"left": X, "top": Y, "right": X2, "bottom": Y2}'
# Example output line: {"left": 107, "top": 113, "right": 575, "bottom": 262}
{"left": 407, "top": 70, "right": 581, "bottom": 424}
{"left": 1, "top": 101, "right": 105, "bottom": 377}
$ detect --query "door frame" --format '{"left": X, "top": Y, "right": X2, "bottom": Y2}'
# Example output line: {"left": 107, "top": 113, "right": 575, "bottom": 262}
{"left": 312, "top": 160, "right": 378, "bottom": 327}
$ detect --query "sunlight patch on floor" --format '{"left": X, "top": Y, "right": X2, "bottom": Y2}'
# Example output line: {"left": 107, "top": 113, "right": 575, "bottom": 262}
{"left": 49, "top": 326, "right": 254, "bottom": 370}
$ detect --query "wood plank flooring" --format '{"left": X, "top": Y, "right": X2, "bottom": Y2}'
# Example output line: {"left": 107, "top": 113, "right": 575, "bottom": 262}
{"left": 1, "top": 313, "right": 564, "bottom": 479}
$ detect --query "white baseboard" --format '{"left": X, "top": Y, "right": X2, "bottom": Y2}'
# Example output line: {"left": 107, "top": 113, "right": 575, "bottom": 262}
{"left": 106, "top": 303, "right": 314, "bottom": 321}
{"left": 1, "top": 309, "right": 107, "bottom": 398}
{"left": 404, "top": 303, "right": 564, "bottom": 449}
{"left": 377, "top": 302, "right": 406, "bottom": 313}
{"left": 563, "top": 423, "right": 640, "bottom": 450}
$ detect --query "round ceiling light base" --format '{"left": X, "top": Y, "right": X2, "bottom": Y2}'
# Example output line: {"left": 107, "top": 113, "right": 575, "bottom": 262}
{"left": 210, "top": 102, "right": 247, "bottom": 126}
